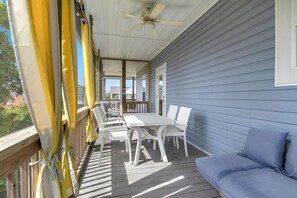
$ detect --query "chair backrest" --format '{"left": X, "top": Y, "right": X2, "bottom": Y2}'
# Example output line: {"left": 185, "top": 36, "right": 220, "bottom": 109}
{"left": 99, "top": 101, "right": 109, "bottom": 118}
{"left": 176, "top": 106, "right": 192, "bottom": 130}
{"left": 92, "top": 107, "right": 105, "bottom": 131}
{"left": 167, "top": 105, "right": 179, "bottom": 121}
{"left": 98, "top": 106, "right": 109, "bottom": 122}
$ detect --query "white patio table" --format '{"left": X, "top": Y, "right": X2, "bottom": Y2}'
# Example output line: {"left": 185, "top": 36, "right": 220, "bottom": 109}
{"left": 123, "top": 113, "right": 174, "bottom": 166}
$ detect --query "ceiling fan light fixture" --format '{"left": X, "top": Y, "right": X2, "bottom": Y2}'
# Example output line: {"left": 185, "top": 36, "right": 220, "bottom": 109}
{"left": 118, "top": 2, "right": 183, "bottom": 39}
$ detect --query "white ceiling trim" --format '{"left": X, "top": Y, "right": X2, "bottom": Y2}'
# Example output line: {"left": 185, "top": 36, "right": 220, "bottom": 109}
{"left": 102, "top": 59, "right": 147, "bottom": 77}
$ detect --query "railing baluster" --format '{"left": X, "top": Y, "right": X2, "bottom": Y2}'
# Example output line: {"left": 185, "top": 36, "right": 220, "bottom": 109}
{"left": 78, "top": 121, "right": 82, "bottom": 161}
{"left": 75, "top": 121, "right": 79, "bottom": 167}
{"left": 20, "top": 160, "right": 29, "bottom": 198}
{"left": 125, "top": 101, "right": 148, "bottom": 113}
{"left": 31, "top": 153, "right": 39, "bottom": 198}
{"left": 6, "top": 170, "right": 18, "bottom": 198}
{"left": 83, "top": 117, "right": 87, "bottom": 158}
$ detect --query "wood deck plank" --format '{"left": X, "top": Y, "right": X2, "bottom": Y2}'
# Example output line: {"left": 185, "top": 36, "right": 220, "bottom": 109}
{"left": 78, "top": 139, "right": 220, "bottom": 198}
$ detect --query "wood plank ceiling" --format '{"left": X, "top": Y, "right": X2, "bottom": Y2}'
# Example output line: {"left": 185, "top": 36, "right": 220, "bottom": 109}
{"left": 83, "top": 0, "right": 218, "bottom": 77}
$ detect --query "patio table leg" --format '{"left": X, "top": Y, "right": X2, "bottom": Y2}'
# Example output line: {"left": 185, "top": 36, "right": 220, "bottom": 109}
{"left": 134, "top": 127, "right": 143, "bottom": 166}
{"left": 153, "top": 130, "right": 157, "bottom": 150}
{"left": 157, "top": 125, "right": 168, "bottom": 162}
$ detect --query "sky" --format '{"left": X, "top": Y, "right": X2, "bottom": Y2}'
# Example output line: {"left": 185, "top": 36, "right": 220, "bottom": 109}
{"left": 1, "top": 0, "right": 12, "bottom": 42}
{"left": 76, "top": 39, "right": 85, "bottom": 86}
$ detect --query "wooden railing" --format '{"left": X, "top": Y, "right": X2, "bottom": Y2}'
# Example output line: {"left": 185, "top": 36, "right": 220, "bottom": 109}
{"left": 125, "top": 101, "right": 149, "bottom": 113}
{"left": 0, "top": 107, "right": 92, "bottom": 198}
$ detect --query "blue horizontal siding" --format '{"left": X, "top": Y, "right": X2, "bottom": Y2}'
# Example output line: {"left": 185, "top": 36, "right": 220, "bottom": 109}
{"left": 149, "top": 0, "right": 297, "bottom": 155}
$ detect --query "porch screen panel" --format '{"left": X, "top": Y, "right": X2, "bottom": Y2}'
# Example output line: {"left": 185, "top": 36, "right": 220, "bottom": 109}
{"left": 7, "top": 0, "right": 63, "bottom": 197}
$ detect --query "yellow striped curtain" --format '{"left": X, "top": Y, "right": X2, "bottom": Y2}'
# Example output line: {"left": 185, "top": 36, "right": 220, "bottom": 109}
{"left": 82, "top": 23, "right": 97, "bottom": 142}
{"left": 61, "top": 0, "right": 79, "bottom": 197}
{"left": 7, "top": 0, "right": 63, "bottom": 197}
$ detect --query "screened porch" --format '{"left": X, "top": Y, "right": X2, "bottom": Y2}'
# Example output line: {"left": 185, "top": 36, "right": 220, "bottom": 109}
{"left": 1, "top": 0, "right": 297, "bottom": 198}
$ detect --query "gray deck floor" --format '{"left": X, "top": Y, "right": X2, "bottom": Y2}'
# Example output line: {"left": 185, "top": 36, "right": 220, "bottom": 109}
{"left": 78, "top": 139, "right": 221, "bottom": 198}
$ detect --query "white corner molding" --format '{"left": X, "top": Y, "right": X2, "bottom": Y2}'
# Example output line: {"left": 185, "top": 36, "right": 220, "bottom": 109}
{"left": 275, "top": 0, "right": 297, "bottom": 86}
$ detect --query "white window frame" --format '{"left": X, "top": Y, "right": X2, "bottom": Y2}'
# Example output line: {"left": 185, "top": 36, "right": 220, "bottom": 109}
{"left": 142, "top": 74, "right": 146, "bottom": 92}
{"left": 275, "top": 0, "right": 297, "bottom": 86}
{"left": 155, "top": 63, "right": 166, "bottom": 116}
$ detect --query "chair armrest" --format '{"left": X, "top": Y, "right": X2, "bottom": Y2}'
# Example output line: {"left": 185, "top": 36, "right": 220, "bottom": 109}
{"left": 107, "top": 117, "right": 123, "bottom": 121}
{"left": 176, "top": 124, "right": 187, "bottom": 131}
{"left": 103, "top": 120, "right": 125, "bottom": 126}
{"left": 101, "top": 125, "right": 128, "bottom": 131}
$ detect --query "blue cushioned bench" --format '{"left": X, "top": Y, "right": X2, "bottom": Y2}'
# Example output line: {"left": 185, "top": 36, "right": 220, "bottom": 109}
{"left": 196, "top": 128, "right": 297, "bottom": 198}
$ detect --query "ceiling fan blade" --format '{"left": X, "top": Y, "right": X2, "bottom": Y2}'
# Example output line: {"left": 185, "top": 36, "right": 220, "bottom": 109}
{"left": 124, "top": 23, "right": 145, "bottom": 32}
{"left": 149, "top": 3, "right": 165, "bottom": 19}
{"left": 155, "top": 20, "right": 183, "bottom": 25}
{"left": 118, "top": 11, "right": 143, "bottom": 20}
{"left": 151, "top": 28, "right": 159, "bottom": 39}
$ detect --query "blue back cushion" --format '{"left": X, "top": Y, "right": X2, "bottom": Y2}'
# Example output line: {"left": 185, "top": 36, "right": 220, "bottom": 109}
{"left": 241, "top": 128, "right": 288, "bottom": 172}
{"left": 285, "top": 136, "right": 297, "bottom": 180}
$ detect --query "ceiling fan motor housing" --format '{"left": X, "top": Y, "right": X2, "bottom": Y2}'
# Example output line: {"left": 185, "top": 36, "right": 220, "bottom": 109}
{"left": 145, "top": 2, "right": 154, "bottom": 11}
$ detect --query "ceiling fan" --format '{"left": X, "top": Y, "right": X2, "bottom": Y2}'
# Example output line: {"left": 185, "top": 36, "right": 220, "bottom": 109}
{"left": 118, "top": 2, "right": 183, "bottom": 39}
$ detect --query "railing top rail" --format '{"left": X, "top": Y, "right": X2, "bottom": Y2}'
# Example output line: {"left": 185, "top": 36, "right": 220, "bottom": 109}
{"left": 126, "top": 101, "right": 149, "bottom": 104}
{"left": 0, "top": 126, "right": 38, "bottom": 162}
{"left": 0, "top": 126, "right": 39, "bottom": 179}
{"left": 0, "top": 106, "right": 90, "bottom": 179}
{"left": 77, "top": 106, "right": 90, "bottom": 122}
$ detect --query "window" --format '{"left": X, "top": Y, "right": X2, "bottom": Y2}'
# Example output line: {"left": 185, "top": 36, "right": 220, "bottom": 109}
{"left": 76, "top": 38, "right": 85, "bottom": 107}
{"left": 275, "top": 0, "right": 297, "bottom": 86}
{"left": 103, "top": 78, "right": 121, "bottom": 101}
{"left": 126, "top": 78, "right": 136, "bottom": 100}
{"left": 142, "top": 74, "right": 146, "bottom": 101}
{"left": 112, "top": 94, "right": 119, "bottom": 99}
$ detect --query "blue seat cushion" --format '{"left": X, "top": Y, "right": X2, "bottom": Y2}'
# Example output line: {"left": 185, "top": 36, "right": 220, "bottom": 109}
{"left": 220, "top": 168, "right": 297, "bottom": 198}
{"left": 241, "top": 128, "right": 288, "bottom": 172}
{"left": 196, "top": 154, "right": 263, "bottom": 190}
{"left": 285, "top": 136, "right": 297, "bottom": 180}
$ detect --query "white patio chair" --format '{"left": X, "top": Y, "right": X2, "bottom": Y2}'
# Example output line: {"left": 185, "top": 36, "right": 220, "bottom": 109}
{"left": 100, "top": 101, "right": 121, "bottom": 118}
{"left": 164, "top": 105, "right": 179, "bottom": 144}
{"left": 167, "top": 105, "right": 179, "bottom": 121}
{"left": 150, "top": 105, "right": 179, "bottom": 149}
{"left": 92, "top": 107, "right": 132, "bottom": 166}
{"left": 163, "top": 106, "right": 192, "bottom": 157}
{"left": 97, "top": 105, "right": 123, "bottom": 124}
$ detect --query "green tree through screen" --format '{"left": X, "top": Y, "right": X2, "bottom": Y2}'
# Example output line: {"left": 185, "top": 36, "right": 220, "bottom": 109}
{"left": 0, "top": 2, "right": 22, "bottom": 103}
{"left": 0, "top": 1, "right": 32, "bottom": 136}
{"left": 0, "top": 2, "right": 33, "bottom": 196}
